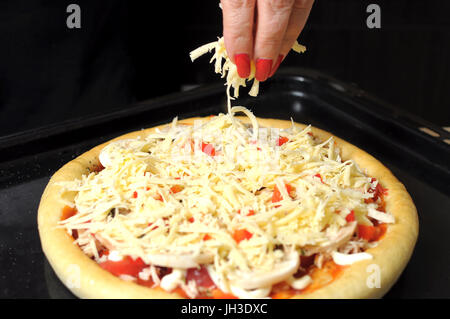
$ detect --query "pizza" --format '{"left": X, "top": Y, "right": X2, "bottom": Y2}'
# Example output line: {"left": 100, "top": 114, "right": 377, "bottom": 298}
{"left": 38, "top": 106, "right": 418, "bottom": 299}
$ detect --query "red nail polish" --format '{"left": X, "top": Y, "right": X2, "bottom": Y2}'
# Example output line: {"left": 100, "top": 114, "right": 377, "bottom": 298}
{"left": 269, "top": 55, "right": 284, "bottom": 78}
{"left": 255, "top": 58, "right": 272, "bottom": 82}
{"left": 234, "top": 54, "right": 250, "bottom": 78}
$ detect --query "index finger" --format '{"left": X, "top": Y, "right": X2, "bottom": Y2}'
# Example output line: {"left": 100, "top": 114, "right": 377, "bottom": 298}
{"left": 221, "top": 0, "right": 256, "bottom": 78}
{"left": 253, "top": 0, "right": 295, "bottom": 81}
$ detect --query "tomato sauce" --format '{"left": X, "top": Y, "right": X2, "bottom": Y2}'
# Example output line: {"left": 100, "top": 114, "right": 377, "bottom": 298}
{"left": 91, "top": 163, "right": 105, "bottom": 174}
{"left": 61, "top": 206, "right": 78, "bottom": 239}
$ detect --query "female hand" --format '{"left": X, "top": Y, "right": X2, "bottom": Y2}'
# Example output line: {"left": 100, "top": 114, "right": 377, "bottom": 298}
{"left": 220, "top": 0, "right": 314, "bottom": 81}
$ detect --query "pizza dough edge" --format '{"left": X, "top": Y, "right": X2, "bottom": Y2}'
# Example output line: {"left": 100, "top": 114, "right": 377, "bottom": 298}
{"left": 37, "top": 116, "right": 419, "bottom": 299}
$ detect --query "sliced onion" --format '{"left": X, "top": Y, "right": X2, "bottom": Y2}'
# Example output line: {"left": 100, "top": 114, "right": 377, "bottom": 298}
{"left": 331, "top": 251, "right": 372, "bottom": 266}
{"left": 367, "top": 207, "right": 395, "bottom": 224}
{"left": 288, "top": 275, "right": 312, "bottom": 290}
{"left": 146, "top": 252, "right": 214, "bottom": 269}
{"left": 303, "top": 221, "right": 357, "bottom": 256}
{"left": 230, "top": 250, "right": 299, "bottom": 290}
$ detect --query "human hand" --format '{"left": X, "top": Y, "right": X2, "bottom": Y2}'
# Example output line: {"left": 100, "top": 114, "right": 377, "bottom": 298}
{"left": 220, "top": 0, "right": 314, "bottom": 81}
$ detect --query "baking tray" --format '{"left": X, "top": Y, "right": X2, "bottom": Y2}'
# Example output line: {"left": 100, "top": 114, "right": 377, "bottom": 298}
{"left": 0, "top": 68, "right": 449, "bottom": 298}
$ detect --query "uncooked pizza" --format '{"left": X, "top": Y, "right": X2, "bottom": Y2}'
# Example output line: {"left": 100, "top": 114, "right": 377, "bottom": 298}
{"left": 38, "top": 107, "right": 418, "bottom": 298}
{"left": 38, "top": 37, "right": 418, "bottom": 299}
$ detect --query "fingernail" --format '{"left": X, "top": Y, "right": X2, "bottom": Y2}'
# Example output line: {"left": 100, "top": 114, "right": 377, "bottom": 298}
{"left": 269, "top": 55, "right": 284, "bottom": 78}
{"left": 255, "top": 58, "right": 273, "bottom": 82}
{"left": 234, "top": 54, "right": 251, "bottom": 78}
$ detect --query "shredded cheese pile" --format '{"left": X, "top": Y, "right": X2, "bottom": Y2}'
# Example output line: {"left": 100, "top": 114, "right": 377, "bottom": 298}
{"left": 59, "top": 108, "right": 394, "bottom": 298}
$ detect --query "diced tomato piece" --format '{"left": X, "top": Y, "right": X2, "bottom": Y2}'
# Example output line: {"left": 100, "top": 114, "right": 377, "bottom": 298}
{"left": 155, "top": 194, "right": 163, "bottom": 201}
{"left": 238, "top": 209, "right": 255, "bottom": 216}
{"left": 374, "top": 223, "right": 387, "bottom": 241}
{"left": 201, "top": 142, "right": 216, "bottom": 156}
{"left": 186, "top": 266, "right": 215, "bottom": 288}
{"left": 188, "top": 217, "right": 195, "bottom": 223}
{"left": 99, "top": 256, "right": 147, "bottom": 277}
{"left": 132, "top": 191, "right": 138, "bottom": 198}
{"left": 92, "top": 163, "right": 105, "bottom": 173}
{"left": 272, "top": 186, "right": 283, "bottom": 203}
{"left": 233, "top": 229, "right": 253, "bottom": 243}
{"left": 212, "top": 289, "right": 238, "bottom": 299}
{"left": 357, "top": 224, "right": 375, "bottom": 241}
{"left": 285, "top": 183, "right": 294, "bottom": 194}
{"left": 203, "top": 234, "right": 212, "bottom": 241}
{"left": 345, "top": 210, "right": 355, "bottom": 222}
{"left": 170, "top": 185, "right": 183, "bottom": 194}
{"left": 277, "top": 136, "right": 289, "bottom": 146}
{"left": 61, "top": 206, "right": 77, "bottom": 220}
{"left": 358, "top": 223, "right": 387, "bottom": 242}
{"left": 272, "top": 183, "right": 295, "bottom": 203}
{"left": 377, "top": 197, "right": 387, "bottom": 212}
{"left": 314, "top": 173, "right": 325, "bottom": 184}
{"left": 137, "top": 277, "right": 154, "bottom": 288}
{"left": 99, "top": 249, "right": 109, "bottom": 257}
{"left": 173, "top": 287, "right": 189, "bottom": 298}
{"left": 365, "top": 179, "right": 388, "bottom": 204}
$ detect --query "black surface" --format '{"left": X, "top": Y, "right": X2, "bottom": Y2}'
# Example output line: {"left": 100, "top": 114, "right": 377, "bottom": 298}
{"left": 0, "top": 68, "right": 449, "bottom": 298}
{"left": 1, "top": 0, "right": 450, "bottom": 137}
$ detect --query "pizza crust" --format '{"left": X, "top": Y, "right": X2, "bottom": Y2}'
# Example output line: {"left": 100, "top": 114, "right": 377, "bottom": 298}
{"left": 38, "top": 117, "right": 419, "bottom": 299}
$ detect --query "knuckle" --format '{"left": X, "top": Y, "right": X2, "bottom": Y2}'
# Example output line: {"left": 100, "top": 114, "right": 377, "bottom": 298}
{"left": 283, "top": 35, "right": 298, "bottom": 44}
{"left": 280, "top": 37, "right": 297, "bottom": 52}
{"left": 227, "top": 14, "right": 253, "bottom": 30}
{"left": 293, "top": 0, "right": 313, "bottom": 9}
{"left": 227, "top": 32, "right": 251, "bottom": 46}
{"left": 226, "top": 0, "right": 256, "bottom": 9}
{"left": 257, "top": 35, "right": 282, "bottom": 49}
{"left": 268, "top": 0, "right": 295, "bottom": 11}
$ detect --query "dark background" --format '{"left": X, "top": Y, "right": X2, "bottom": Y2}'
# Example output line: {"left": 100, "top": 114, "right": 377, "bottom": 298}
{"left": 0, "top": 0, "right": 448, "bottom": 137}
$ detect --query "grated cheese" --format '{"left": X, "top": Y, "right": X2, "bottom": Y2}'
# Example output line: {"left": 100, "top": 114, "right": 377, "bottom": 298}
{"left": 190, "top": 37, "right": 306, "bottom": 102}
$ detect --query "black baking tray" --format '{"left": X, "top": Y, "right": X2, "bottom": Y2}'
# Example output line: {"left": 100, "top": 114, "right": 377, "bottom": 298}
{"left": 0, "top": 68, "right": 449, "bottom": 298}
